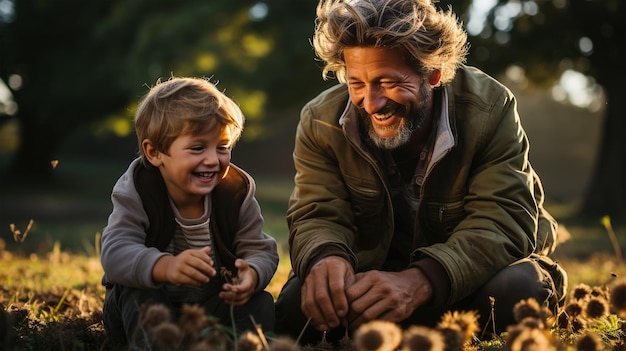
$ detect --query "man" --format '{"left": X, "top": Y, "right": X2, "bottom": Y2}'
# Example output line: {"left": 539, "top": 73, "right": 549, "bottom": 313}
{"left": 275, "top": 0, "right": 566, "bottom": 344}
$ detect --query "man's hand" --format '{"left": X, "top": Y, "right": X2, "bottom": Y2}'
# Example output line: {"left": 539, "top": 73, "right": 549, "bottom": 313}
{"left": 301, "top": 256, "right": 355, "bottom": 332}
{"left": 220, "top": 259, "right": 258, "bottom": 306}
{"left": 345, "top": 268, "right": 432, "bottom": 329}
{"left": 152, "top": 247, "right": 216, "bottom": 286}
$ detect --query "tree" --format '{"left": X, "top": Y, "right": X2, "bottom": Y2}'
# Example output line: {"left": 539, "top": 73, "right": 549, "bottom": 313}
{"left": 0, "top": 0, "right": 328, "bottom": 180}
{"left": 455, "top": 0, "right": 625, "bottom": 217}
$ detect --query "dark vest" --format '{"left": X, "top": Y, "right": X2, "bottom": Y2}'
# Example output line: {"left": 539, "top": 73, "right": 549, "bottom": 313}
{"left": 133, "top": 163, "right": 249, "bottom": 275}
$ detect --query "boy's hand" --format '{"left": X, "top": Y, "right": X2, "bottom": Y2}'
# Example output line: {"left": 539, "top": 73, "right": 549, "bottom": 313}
{"left": 219, "top": 259, "right": 257, "bottom": 306}
{"left": 153, "top": 247, "right": 216, "bottom": 286}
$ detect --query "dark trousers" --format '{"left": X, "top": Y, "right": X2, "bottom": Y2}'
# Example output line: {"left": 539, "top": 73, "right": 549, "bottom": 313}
{"left": 103, "top": 284, "right": 275, "bottom": 349}
{"left": 275, "top": 255, "right": 567, "bottom": 345}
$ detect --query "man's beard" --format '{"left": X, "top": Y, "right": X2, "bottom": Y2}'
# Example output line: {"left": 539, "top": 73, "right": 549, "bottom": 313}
{"left": 360, "top": 82, "right": 432, "bottom": 150}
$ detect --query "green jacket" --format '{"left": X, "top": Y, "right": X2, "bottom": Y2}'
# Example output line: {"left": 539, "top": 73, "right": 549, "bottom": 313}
{"left": 287, "top": 65, "right": 557, "bottom": 304}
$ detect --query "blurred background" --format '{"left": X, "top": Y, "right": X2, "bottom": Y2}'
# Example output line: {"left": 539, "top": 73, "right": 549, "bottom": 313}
{"left": 0, "top": 0, "right": 624, "bottom": 257}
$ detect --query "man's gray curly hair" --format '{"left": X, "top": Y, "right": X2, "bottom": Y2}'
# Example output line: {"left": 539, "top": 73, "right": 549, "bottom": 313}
{"left": 312, "top": 0, "right": 469, "bottom": 85}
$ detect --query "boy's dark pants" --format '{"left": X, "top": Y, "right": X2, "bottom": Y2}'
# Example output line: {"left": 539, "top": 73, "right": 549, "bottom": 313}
{"left": 275, "top": 255, "right": 566, "bottom": 345}
{"left": 103, "top": 284, "right": 275, "bottom": 348}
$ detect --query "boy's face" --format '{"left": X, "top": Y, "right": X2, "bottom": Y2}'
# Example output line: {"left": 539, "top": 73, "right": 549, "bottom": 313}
{"left": 147, "top": 125, "right": 234, "bottom": 210}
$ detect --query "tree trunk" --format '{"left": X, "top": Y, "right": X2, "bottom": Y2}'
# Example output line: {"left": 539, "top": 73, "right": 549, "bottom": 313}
{"left": 582, "top": 83, "right": 626, "bottom": 217}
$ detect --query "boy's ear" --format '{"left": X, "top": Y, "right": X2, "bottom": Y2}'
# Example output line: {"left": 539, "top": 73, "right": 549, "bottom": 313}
{"left": 142, "top": 139, "right": 163, "bottom": 167}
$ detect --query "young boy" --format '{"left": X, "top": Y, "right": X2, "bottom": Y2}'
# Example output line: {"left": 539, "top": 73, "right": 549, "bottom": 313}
{"left": 100, "top": 77, "right": 279, "bottom": 347}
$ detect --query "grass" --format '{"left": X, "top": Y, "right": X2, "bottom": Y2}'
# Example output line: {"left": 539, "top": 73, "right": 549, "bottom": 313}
{"left": 1, "top": 156, "right": 625, "bottom": 350}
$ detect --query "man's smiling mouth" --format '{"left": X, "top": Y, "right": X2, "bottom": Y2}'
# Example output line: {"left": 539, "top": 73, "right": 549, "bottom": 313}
{"left": 372, "top": 109, "right": 395, "bottom": 121}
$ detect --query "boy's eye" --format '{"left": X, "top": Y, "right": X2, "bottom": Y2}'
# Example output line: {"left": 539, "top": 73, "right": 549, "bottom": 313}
{"left": 190, "top": 145, "right": 205, "bottom": 152}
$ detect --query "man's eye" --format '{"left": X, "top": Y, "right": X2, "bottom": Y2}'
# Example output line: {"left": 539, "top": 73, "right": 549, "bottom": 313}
{"left": 348, "top": 81, "right": 364, "bottom": 89}
{"left": 380, "top": 81, "right": 396, "bottom": 88}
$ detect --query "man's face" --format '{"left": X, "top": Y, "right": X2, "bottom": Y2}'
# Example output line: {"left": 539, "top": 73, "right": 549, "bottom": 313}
{"left": 344, "top": 46, "right": 433, "bottom": 150}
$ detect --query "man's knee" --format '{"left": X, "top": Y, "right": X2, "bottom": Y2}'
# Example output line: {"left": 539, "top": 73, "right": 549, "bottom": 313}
{"left": 471, "top": 257, "right": 566, "bottom": 333}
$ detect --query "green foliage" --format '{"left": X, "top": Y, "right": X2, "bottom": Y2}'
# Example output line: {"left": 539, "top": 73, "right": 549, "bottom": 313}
{"left": 0, "top": 0, "right": 332, "bottom": 178}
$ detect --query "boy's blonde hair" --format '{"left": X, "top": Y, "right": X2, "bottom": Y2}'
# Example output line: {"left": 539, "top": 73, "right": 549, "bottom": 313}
{"left": 134, "top": 77, "right": 245, "bottom": 166}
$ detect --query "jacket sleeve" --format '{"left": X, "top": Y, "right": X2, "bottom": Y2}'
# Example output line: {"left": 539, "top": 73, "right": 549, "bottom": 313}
{"left": 232, "top": 173, "right": 279, "bottom": 292}
{"left": 418, "top": 89, "right": 538, "bottom": 304}
{"left": 100, "top": 159, "right": 170, "bottom": 289}
{"left": 286, "top": 102, "right": 359, "bottom": 279}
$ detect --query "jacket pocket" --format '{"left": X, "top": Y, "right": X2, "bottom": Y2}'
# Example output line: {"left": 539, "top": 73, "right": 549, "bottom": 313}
{"left": 344, "top": 175, "right": 384, "bottom": 217}
{"left": 422, "top": 200, "right": 466, "bottom": 242}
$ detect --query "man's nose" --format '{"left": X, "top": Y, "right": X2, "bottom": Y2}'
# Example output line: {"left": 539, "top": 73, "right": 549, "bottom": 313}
{"left": 362, "top": 86, "right": 386, "bottom": 115}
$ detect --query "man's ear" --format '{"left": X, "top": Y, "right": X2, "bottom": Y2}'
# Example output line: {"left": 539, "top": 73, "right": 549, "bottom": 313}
{"left": 142, "top": 139, "right": 163, "bottom": 167}
{"left": 428, "top": 69, "right": 442, "bottom": 86}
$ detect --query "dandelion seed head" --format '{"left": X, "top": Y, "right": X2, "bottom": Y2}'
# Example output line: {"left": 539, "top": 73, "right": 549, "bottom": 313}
{"left": 609, "top": 280, "right": 626, "bottom": 313}
{"left": 140, "top": 303, "right": 171, "bottom": 328}
{"left": 565, "top": 302, "right": 583, "bottom": 318}
{"left": 571, "top": 318, "right": 586, "bottom": 333}
{"left": 180, "top": 303, "right": 209, "bottom": 339}
{"left": 507, "top": 328, "right": 550, "bottom": 351}
{"left": 572, "top": 284, "right": 592, "bottom": 300}
{"left": 575, "top": 331, "right": 602, "bottom": 351}
{"left": 584, "top": 297, "right": 608, "bottom": 319}
{"left": 518, "top": 317, "right": 544, "bottom": 331}
{"left": 590, "top": 287, "right": 607, "bottom": 299}
{"left": 401, "top": 325, "right": 445, "bottom": 351}
{"left": 513, "top": 299, "right": 551, "bottom": 323}
{"left": 152, "top": 321, "right": 182, "bottom": 348}
{"left": 436, "top": 324, "right": 464, "bottom": 351}
{"left": 438, "top": 310, "right": 479, "bottom": 343}
{"left": 354, "top": 320, "right": 402, "bottom": 351}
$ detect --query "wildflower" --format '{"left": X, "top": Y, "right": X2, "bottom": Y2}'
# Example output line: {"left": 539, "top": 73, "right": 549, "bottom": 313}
{"left": 584, "top": 297, "right": 609, "bottom": 319}
{"left": 571, "top": 318, "right": 586, "bottom": 333}
{"left": 354, "top": 320, "right": 402, "bottom": 351}
{"left": 507, "top": 327, "right": 550, "bottom": 351}
{"left": 513, "top": 299, "right": 551, "bottom": 323}
{"left": 517, "top": 317, "right": 545, "bottom": 331}
{"left": 401, "top": 325, "right": 445, "bottom": 351}
{"left": 565, "top": 302, "right": 584, "bottom": 318}
{"left": 438, "top": 310, "right": 479, "bottom": 344}
{"left": 152, "top": 321, "right": 182, "bottom": 348}
{"left": 237, "top": 331, "right": 263, "bottom": 351}
{"left": 575, "top": 331, "right": 602, "bottom": 351}
{"left": 609, "top": 280, "right": 626, "bottom": 314}
{"left": 590, "top": 287, "right": 607, "bottom": 300}
{"left": 572, "top": 284, "right": 592, "bottom": 301}
{"left": 436, "top": 322, "right": 464, "bottom": 351}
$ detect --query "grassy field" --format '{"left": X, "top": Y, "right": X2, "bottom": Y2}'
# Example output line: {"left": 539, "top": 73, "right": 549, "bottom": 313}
{"left": 0, "top": 156, "right": 625, "bottom": 350}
